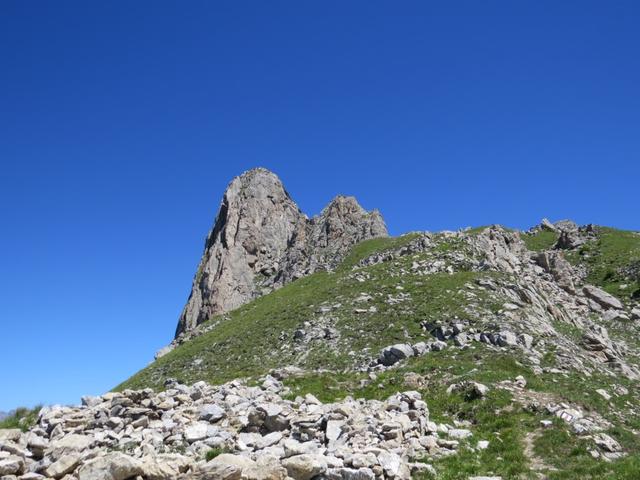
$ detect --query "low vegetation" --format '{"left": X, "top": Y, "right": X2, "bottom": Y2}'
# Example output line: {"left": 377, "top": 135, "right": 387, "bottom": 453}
{"left": 115, "top": 224, "right": 640, "bottom": 478}
{"left": 116, "top": 233, "right": 497, "bottom": 391}
{"left": 566, "top": 227, "right": 640, "bottom": 301}
{"left": 522, "top": 229, "right": 558, "bottom": 251}
{"left": 0, "top": 406, "right": 41, "bottom": 432}
{"left": 205, "top": 446, "right": 231, "bottom": 461}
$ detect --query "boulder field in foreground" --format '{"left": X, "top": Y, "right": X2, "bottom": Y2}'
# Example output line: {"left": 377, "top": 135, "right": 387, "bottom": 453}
{"left": 0, "top": 375, "right": 469, "bottom": 480}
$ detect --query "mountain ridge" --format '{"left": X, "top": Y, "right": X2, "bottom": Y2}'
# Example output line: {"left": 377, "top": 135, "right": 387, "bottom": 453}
{"left": 174, "top": 167, "right": 387, "bottom": 340}
{"left": 3, "top": 169, "right": 640, "bottom": 480}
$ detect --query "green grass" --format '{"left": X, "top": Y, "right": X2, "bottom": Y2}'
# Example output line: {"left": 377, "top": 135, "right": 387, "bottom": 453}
{"left": 534, "top": 426, "right": 640, "bottom": 479}
{"left": 117, "top": 265, "right": 492, "bottom": 391}
{"left": 205, "top": 446, "right": 231, "bottom": 461}
{"left": 116, "top": 230, "right": 500, "bottom": 391}
{"left": 522, "top": 230, "right": 559, "bottom": 252}
{"left": 0, "top": 406, "right": 41, "bottom": 432}
{"left": 338, "top": 233, "right": 421, "bottom": 269}
{"left": 465, "top": 225, "right": 514, "bottom": 235}
{"left": 284, "top": 349, "right": 537, "bottom": 479}
{"left": 281, "top": 344, "right": 640, "bottom": 479}
{"left": 114, "top": 226, "right": 640, "bottom": 478}
{"left": 566, "top": 227, "right": 640, "bottom": 302}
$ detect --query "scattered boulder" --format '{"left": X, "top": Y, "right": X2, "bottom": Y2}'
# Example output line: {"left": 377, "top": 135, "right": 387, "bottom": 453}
{"left": 282, "top": 454, "right": 327, "bottom": 480}
{"left": 496, "top": 331, "right": 518, "bottom": 347}
{"left": 44, "top": 454, "right": 80, "bottom": 478}
{"left": 76, "top": 453, "right": 142, "bottom": 480}
{"left": 0, "top": 456, "right": 25, "bottom": 476}
{"left": 447, "top": 381, "right": 489, "bottom": 399}
{"left": 583, "top": 285, "right": 624, "bottom": 310}
{"left": 594, "top": 433, "right": 621, "bottom": 453}
{"left": 200, "top": 404, "right": 226, "bottom": 422}
{"left": 378, "top": 344, "right": 414, "bottom": 366}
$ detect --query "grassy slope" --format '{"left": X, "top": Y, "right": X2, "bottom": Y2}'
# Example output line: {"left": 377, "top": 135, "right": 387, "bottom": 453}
{"left": 566, "top": 227, "right": 640, "bottom": 302}
{"left": 523, "top": 226, "right": 640, "bottom": 301}
{"left": 284, "top": 345, "right": 640, "bottom": 479}
{"left": 116, "top": 227, "right": 640, "bottom": 478}
{"left": 118, "top": 233, "right": 498, "bottom": 391}
{"left": 522, "top": 230, "right": 559, "bottom": 252}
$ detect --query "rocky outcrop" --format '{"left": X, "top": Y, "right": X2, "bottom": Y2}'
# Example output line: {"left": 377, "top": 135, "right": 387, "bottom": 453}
{"left": 350, "top": 225, "right": 638, "bottom": 381}
{"left": 583, "top": 285, "right": 624, "bottom": 311}
{"left": 554, "top": 223, "right": 597, "bottom": 250}
{"left": 535, "top": 251, "right": 577, "bottom": 294}
{"left": 175, "top": 168, "right": 387, "bottom": 338}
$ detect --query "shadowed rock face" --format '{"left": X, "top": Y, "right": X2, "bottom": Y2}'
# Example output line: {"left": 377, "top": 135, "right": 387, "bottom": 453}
{"left": 175, "top": 168, "right": 387, "bottom": 337}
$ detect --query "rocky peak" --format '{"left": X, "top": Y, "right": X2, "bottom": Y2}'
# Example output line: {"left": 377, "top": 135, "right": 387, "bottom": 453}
{"left": 175, "top": 169, "right": 387, "bottom": 338}
{"left": 313, "top": 195, "right": 387, "bottom": 248}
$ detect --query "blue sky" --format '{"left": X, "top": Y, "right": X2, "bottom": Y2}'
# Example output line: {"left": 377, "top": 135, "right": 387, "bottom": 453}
{"left": 1, "top": 1, "right": 639, "bottom": 410}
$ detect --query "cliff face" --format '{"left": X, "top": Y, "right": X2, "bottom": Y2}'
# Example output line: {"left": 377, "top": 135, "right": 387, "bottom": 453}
{"left": 175, "top": 168, "right": 387, "bottom": 337}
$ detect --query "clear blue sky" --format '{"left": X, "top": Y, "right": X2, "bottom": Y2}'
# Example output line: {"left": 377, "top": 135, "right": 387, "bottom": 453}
{"left": 1, "top": 1, "right": 638, "bottom": 410}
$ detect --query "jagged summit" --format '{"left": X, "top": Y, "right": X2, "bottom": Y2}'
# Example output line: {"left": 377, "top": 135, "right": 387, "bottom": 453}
{"left": 175, "top": 168, "right": 387, "bottom": 338}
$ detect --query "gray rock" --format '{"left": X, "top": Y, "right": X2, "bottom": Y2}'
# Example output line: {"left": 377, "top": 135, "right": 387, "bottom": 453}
{"left": 47, "top": 434, "right": 94, "bottom": 456}
{"left": 448, "top": 429, "right": 473, "bottom": 439}
{"left": 602, "top": 310, "right": 630, "bottom": 322}
{"left": 377, "top": 451, "right": 402, "bottom": 477}
{"left": 140, "top": 454, "right": 192, "bottom": 480}
{"left": 255, "top": 431, "right": 282, "bottom": 449}
{"left": 44, "top": 454, "right": 80, "bottom": 478}
{"left": 80, "top": 396, "right": 102, "bottom": 408}
{"left": 0, "top": 456, "right": 24, "bottom": 476}
{"left": 326, "top": 420, "right": 343, "bottom": 444}
{"left": 327, "top": 467, "right": 376, "bottom": 480}
{"left": 412, "top": 342, "right": 428, "bottom": 356}
{"left": 282, "top": 454, "right": 327, "bottom": 480}
{"left": 496, "top": 331, "right": 518, "bottom": 347}
{"left": 0, "top": 430, "right": 22, "bottom": 443}
{"left": 246, "top": 455, "right": 288, "bottom": 479}
{"left": 175, "top": 168, "right": 387, "bottom": 337}
{"left": 199, "top": 404, "right": 226, "bottom": 422}
{"left": 197, "top": 460, "right": 241, "bottom": 480}
{"left": 76, "top": 453, "right": 142, "bottom": 480}
{"left": 540, "top": 218, "right": 558, "bottom": 232}
{"left": 594, "top": 433, "right": 621, "bottom": 452}
{"left": 378, "top": 344, "right": 414, "bottom": 366}
{"left": 583, "top": 285, "right": 624, "bottom": 310}
{"left": 283, "top": 439, "right": 319, "bottom": 458}
{"left": 517, "top": 333, "right": 534, "bottom": 349}
{"left": 535, "top": 251, "right": 576, "bottom": 293}
{"left": 203, "top": 453, "right": 255, "bottom": 471}
{"left": 9, "top": 375, "right": 451, "bottom": 480}
{"left": 184, "top": 423, "right": 209, "bottom": 443}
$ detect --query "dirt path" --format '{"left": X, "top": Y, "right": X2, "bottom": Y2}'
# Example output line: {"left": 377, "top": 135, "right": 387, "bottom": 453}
{"left": 523, "top": 430, "right": 556, "bottom": 479}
